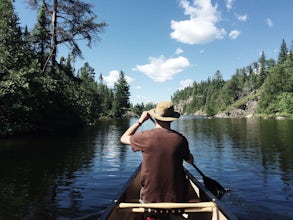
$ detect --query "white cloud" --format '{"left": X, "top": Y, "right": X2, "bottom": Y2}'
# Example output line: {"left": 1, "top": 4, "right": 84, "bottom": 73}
{"left": 225, "top": 0, "right": 233, "bottom": 11}
{"left": 266, "top": 18, "right": 273, "bottom": 27}
{"left": 170, "top": 0, "right": 226, "bottom": 45}
{"left": 134, "top": 85, "right": 142, "bottom": 90}
{"left": 133, "top": 55, "right": 190, "bottom": 82}
{"left": 104, "top": 70, "right": 133, "bottom": 87}
{"left": 229, "top": 30, "right": 240, "bottom": 39}
{"left": 179, "top": 79, "right": 194, "bottom": 89}
{"left": 175, "top": 47, "right": 184, "bottom": 54}
{"left": 235, "top": 13, "right": 247, "bottom": 22}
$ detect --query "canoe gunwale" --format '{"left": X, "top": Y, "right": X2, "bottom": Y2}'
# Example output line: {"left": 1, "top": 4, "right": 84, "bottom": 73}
{"left": 184, "top": 167, "right": 238, "bottom": 220}
{"left": 100, "top": 165, "right": 142, "bottom": 219}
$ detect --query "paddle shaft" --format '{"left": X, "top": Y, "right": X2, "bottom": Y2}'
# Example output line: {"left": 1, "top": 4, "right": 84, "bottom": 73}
{"left": 191, "top": 162, "right": 228, "bottom": 199}
{"left": 149, "top": 116, "right": 155, "bottom": 124}
{"left": 191, "top": 162, "right": 207, "bottom": 178}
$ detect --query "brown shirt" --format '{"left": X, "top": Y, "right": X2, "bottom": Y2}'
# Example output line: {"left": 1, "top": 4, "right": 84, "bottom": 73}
{"left": 130, "top": 128, "right": 191, "bottom": 203}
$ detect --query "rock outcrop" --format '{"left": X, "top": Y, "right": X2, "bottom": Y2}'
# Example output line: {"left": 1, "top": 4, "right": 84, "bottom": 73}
{"left": 214, "top": 100, "right": 257, "bottom": 118}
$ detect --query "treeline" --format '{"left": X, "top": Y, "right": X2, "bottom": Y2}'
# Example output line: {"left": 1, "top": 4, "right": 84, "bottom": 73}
{"left": 0, "top": 0, "right": 130, "bottom": 136}
{"left": 172, "top": 39, "right": 293, "bottom": 117}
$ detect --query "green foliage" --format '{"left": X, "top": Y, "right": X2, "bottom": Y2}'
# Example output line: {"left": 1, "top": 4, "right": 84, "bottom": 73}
{"left": 78, "top": 62, "right": 101, "bottom": 122}
{"left": 172, "top": 71, "right": 226, "bottom": 116}
{"left": 97, "top": 74, "right": 114, "bottom": 117}
{"left": 0, "top": 0, "right": 32, "bottom": 73}
{"left": 0, "top": 70, "right": 30, "bottom": 135}
{"left": 0, "top": 1, "right": 123, "bottom": 136}
{"left": 257, "top": 61, "right": 293, "bottom": 114}
{"left": 172, "top": 39, "right": 293, "bottom": 118}
{"left": 112, "top": 71, "right": 130, "bottom": 118}
{"left": 131, "top": 102, "right": 156, "bottom": 116}
{"left": 278, "top": 93, "right": 293, "bottom": 114}
{"left": 1, "top": 58, "right": 131, "bottom": 136}
{"left": 278, "top": 39, "right": 288, "bottom": 64}
{"left": 30, "top": 1, "right": 51, "bottom": 70}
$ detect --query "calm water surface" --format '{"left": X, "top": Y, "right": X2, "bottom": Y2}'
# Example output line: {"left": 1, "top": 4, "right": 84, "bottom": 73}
{"left": 0, "top": 117, "right": 292, "bottom": 220}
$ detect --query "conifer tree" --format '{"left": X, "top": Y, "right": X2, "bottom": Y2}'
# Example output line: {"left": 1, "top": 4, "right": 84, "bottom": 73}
{"left": 258, "top": 51, "right": 267, "bottom": 85}
{"left": 278, "top": 39, "right": 288, "bottom": 64}
{"left": 79, "top": 62, "right": 100, "bottom": 121}
{"left": 28, "top": 0, "right": 107, "bottom": 72}
{"left": 31, "top": 1, "right": 51, "bottom": 70}
{"left": 0, "top": 0, "right": 36, "bottom": 135}
{"left": 97, "top": 74, "right": 113, "bottom": 116}
{"left": 0, "top": 0, "right": 27, "bottom": 73}
{"left": 112, "top": 71, "right": 130, "bottom": 117}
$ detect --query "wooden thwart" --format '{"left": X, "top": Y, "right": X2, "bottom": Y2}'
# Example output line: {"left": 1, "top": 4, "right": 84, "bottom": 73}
{"left": 131, "top": 207, "right": 213, "bottom": 213}
{"left": 119, "top": 202, "right": 216, "bottom": 209}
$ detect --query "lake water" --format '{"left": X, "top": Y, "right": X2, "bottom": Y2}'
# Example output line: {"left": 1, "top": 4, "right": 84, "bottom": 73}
{"left": 0, "top": 116, "right": 292, "bottom": 220}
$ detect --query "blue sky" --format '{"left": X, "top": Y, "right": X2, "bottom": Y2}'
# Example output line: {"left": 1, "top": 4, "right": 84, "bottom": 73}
{"left": 15, "top": 0, "right": 293, "bottom": 104}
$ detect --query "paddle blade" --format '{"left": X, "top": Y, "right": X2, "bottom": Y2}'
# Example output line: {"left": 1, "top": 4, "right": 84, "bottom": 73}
{"left": 202, "top": 175, "right": 229, "bottom": 199}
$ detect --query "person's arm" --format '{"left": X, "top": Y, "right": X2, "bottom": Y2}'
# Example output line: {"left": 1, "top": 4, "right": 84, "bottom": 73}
{"left": 120, "top": 111, "right": 150, "bottom": 145}
{"left": 182, "top": 137, "right": 194, "bottom": 164}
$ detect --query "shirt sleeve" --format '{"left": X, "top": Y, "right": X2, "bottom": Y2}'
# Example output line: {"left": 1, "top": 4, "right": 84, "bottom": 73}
{"left": 129, "top": 131, "right": 145, "bottom": 152}
{"left": 182, "top": 136, "right": 191, "bottom": 161}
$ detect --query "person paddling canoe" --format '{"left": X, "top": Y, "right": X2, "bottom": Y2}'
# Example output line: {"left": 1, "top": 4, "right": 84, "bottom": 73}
{"left": 120, "top": 101, "right": 194, "bottom": 203}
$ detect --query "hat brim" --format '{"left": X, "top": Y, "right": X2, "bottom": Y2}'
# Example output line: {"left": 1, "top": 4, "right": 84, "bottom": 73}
{"left": 148, "top": 109, "right": 180, "bottom": 122}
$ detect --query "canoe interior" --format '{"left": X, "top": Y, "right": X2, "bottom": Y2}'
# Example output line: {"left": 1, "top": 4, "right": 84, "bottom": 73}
{"left": 100, "top": 165, "right": 237, "bottom": 220}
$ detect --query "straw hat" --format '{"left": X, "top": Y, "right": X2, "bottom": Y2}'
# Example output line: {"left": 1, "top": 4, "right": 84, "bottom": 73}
{"left": 148, "top": 101, "right": 180, "bottom": 121}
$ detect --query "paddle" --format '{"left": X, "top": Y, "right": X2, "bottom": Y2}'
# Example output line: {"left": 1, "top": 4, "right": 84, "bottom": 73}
{"left": 191, "top": 162, "right": 229, "bottom": 199}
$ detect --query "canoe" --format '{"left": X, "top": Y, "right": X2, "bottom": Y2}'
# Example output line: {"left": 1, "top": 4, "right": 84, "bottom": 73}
{"left": 100, "top": 164, "right": 238, "bottom": 220}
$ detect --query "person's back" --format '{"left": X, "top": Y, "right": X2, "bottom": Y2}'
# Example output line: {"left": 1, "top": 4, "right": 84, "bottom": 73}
{"left": 120, "top": 101, "right": 194, "bottom": 203}
{"left": 131, "top": 128, "right": 190, "bottom": 202}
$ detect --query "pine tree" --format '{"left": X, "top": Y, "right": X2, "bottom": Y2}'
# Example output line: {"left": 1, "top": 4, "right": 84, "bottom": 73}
{"left": 212, "top": 70, "right": 224, "bottom": 89}
{"left": 28, "top": 0, "right": 107, "bottom": 71}
{"left": 258, "top": 51, "right": 267, "bottom": 85}
{"left": 287, "top": 40, "right": 293, "bottom": 65}
{"left": 112, "top": 71, "right": 130, "bottom": 117}
{"left": 97, "top": 74, "right": 113, "bottom": 116}
{"left": 278, "top": 39, "right": 288, "bottom": 64}
{"left": 0, "top": 0, "right": 27, "bottom": 73}
{"left": 0, "top": 0, "right": 37, "bottom": 135}
{"left": 31, "top": 1, "right": 51, "bottom": 71}
{"left": 79, "top": 62, "right": 100, "bottom": 122}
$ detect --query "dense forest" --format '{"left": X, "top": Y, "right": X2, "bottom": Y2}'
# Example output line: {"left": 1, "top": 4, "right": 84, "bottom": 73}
{"left": 1, "top": 1, "right": 292, "bottom": 137}
{"left": 171, "top": 39, "right": 293, "bottom": 118}
{"left": 0, "top": 0, "right": 131, "bottom": 136}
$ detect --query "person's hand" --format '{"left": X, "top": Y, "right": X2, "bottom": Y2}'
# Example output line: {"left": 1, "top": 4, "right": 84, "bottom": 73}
{"left": 138, "top": 111, "right": 150, "bottom": 124}
{"left": 186, "top": 154, "right": 194, "bottom": 164}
